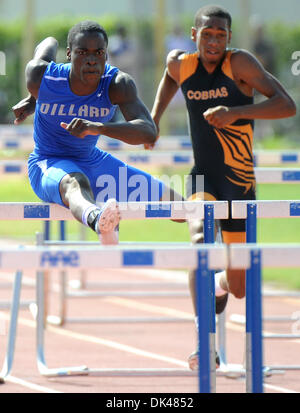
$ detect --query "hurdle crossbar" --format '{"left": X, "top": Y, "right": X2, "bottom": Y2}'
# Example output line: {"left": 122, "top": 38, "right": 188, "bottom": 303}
{"left": 0, "top": 243, "right": 228, "bottom": 394}
{"left": 1, "top": 124, "right": 300, "bottom": 164}
{"left": 232, "top": 200, "right": 300, "bottom": 219}
{"left": 0, "top": 200, "right": 228, "bottom": 221}
{"left": 3, "top": 159, "right": 300, "bottom": 175}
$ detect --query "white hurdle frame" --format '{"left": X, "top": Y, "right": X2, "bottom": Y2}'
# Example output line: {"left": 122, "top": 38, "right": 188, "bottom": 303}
{"left": 0, "top": 200, "right": 234, "bottom": 380}
{"left": 0, "top": 200, "right": 228, "bottom": 221}
{"left": 31, "top": 201, "right": 227, "bottom": 325}
{"left": 1, "top": 124, "right": 300, "bottom": 164}
{"left": 0, "top": 243, "right": 228, "bottom": 393}
{"left": 0, "top": 201, "right": 227, "bottom": 326}
{"left": 2, "top": 242, "right": 299, "bottom": 392}
{"left": 232, "top": 200, "right": 300, "bottom": 372}
{"left": 230, "top": 243, "right": 300, "bottom": 393}
{"left": 2, "top": 159, "right": 300, "bottom": 175}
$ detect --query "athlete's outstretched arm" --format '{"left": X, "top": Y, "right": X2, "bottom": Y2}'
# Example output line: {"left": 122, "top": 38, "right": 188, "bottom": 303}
{"left": 204, "top": 50, "right": 296, "bottom": 129}
{"left": 144, "top": 50, "right": 183, "bottom": 149}
{"left": 143, "top": 69, "right": 180, "bottom": 150}
{"left": 12, "top": 37, "right": 58, "bottom": 124}
{"left": 61, "top": 71, "right": 157, "bottom": 145}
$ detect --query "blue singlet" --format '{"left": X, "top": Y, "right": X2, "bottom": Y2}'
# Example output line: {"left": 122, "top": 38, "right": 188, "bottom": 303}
{"left": 28, "top": 61, "right": 164, "bottom": 206}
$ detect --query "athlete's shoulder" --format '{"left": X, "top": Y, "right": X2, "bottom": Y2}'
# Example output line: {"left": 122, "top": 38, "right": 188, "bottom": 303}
{"left": 229, "top": 48, "right": 260, "bottom": 66}
{"left": 103, "top": 62, "right": 119, "bottom": 77}
{"left": 228, "top": 48, "right": 265, "bottom": 80}
{"left": 176, "top": 51, "right": 199, "bottom": 85}
{"left": 167, "top": 49, "right": 197, "bottom": 64}
{"left": 221, "top": 48, "right": 257, "bottom": 80}
{"left": 26, "top": 58, "right": 52, "bottom": 98}
{"left": 166, "top": 48, "right": 185, "bottom": 62}
{"left": 110, "top": 68, "right": 132, "bottom": 88}
{"left": 43, "top": 61, "right": 70, "bottom": 79}
{"left": 109, "top": 68, "right": 137, "bottom": 105}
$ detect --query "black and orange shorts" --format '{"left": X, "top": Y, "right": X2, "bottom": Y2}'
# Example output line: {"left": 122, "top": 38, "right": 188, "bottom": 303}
{"left": 185, "top": 166, "right": 256, "bottom": 244}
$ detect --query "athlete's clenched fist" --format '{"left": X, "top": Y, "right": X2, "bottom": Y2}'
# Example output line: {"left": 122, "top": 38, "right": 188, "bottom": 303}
{"left": 60, "top": 118, "right": 103, "bottom": 138}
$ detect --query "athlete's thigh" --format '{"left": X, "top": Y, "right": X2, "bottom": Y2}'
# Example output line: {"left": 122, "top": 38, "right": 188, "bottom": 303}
{"left": 219, "top": 181, "right": 256, "bottom": 241}
{"left": 219, "top": 182, "right": 256, "bottom": 299}
{"left": 28, "top": 156, "right": 84, "bottom": 206}
{"left": 88, "top": 153, "right": 166, "bottom": 203}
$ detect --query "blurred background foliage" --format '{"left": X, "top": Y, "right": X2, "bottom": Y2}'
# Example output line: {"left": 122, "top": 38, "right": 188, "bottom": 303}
{"left": 0, "top": 15, "right": 299, "bottom": 145}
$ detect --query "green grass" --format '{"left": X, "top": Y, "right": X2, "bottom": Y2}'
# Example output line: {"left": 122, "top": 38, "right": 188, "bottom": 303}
{"left": 256, "top": 183, "right": 300, "bottom": 290}
{"left": 255, "top": 134, "right": 300, "bottom": 150}
{"left": 0, "top": 173, "right": 300, "bottom": 289}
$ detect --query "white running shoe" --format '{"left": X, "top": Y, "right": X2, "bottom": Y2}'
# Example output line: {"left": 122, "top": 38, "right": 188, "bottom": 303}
{"left": 188, "top": 350, "right": 220, "bottom": 371}
{"left": 97, "top": 199, "right": 120, "bottom": 245}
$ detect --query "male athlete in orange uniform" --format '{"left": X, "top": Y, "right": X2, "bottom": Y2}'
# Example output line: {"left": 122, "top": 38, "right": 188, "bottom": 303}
{"left": 146, "top": 5, "right": 296, "bottom": 369}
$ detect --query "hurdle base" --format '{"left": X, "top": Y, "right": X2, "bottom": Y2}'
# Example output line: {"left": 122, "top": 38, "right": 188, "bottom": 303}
{"left": 46, "top": 315, "right": 194, "bottom": 326}
{"left": 216, "top": 363, "right": 284, "bottom": 379}
{"left": 36, "top": 365, "right": 282, "bottom": 379}
{"left": 38, "top": 363, "right": 89, "bottom": 378}
{"left": 35, "top": 366, "right": 251, "bottom": 378}
{"left": 87, "top": 368, "right": 196, "bottom": 377}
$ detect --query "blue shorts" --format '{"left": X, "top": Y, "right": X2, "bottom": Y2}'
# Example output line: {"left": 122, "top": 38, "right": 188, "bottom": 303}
{"left": 28, "top": 149, "right": 165, "bottom": 207}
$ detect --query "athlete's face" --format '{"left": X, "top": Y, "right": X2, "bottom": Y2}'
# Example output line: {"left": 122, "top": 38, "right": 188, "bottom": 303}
{"left": 192, "top": 16, "right": 231, "bottom": 66}
{"left": 67, "top": 31, "right": 108, "bottom": 85}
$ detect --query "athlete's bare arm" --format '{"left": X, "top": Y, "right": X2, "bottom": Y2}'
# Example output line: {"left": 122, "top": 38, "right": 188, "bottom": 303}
{"left": 144, "top": 49, "right": 184, "bottom": 149}
{"left": 12, "top": 37, "right": 58, "bottom": 124}
{"left": 204, "top": 50, "right": 296, "bottom": 128}
{"left": 61, "top": 70, "right": 157, "bottom": 145}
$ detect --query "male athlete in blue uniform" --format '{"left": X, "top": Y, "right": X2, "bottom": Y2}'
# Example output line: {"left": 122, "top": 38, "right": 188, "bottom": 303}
{"left": 13, "top": 21, "right": 184, "bottom": 244}
{"left": 146, "top": 5, "right": 296, "bottom": 369}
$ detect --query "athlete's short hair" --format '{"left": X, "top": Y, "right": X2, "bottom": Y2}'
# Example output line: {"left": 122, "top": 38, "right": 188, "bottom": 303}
{"left": 194, "top": 5, "right": 232, "bottom": 29}
{"left": 67, "top": 21, "right": 108, "bottom": 49}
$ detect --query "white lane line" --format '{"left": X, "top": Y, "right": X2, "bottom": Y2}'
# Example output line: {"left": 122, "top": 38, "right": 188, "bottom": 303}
{"left": 16, "top": 316, "right": 188, "bottom": 368}
{"left": 105, "top": 297, "right": 193, "bottom": 319}
{"left": 264, "top": 383, "right": 299, "bottom": 393}
{"left": 5, "top": 375, "right": 62, "bottom": 393}
{"left": 47, "top": 324, "right": 189, "bottom": 368}
{"left": 104, "top": 297, "right": 300, "bottom": 345}
{"left": 3, "top": 315, "right": 299, "bottom": 393}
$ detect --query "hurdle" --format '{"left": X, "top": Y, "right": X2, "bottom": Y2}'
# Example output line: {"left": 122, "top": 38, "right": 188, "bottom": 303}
{"left": 1, "top": 124, "right": 300, "bottom": 164}
{"left": 0, "top": 125, "right": 34, "bottom": 152}
{"left": 0, "top": 243, "right": 226, "bottom": 390}
{"left": 0, "top": 200, "right": 227, "bottom": 323}
{"left": 0, "top": 200, "right": 247, "bottom": 387}
{"left": 230, "top": 243, "right": 300, "bottom": 393}
{"left": 0, "top": 241, "right": 268, "bottom": 393}
{"left": 0, "top": 200, "right": 228, "bottom": 223}
{"left": 3, "top": 242, "right": 297, "bottom": 392}
{"left": 3, "top": 159, "right": 300, "bottom": 174}
{"left": 231, "top": 200, "right": 300, "bottom": 372}
{"left": 3, "top": 162, "right": 295, "bottom": 325}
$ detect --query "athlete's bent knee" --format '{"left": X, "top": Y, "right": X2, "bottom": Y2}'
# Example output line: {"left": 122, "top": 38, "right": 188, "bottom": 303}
{"left": 191, "top": 233, "right": 204, "bottom": 244}
{"left": 188, "top": 220, "right": 204, "bottom": 244}
{"left": 60, "top": 172, "right": 91, "bottom": 204}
